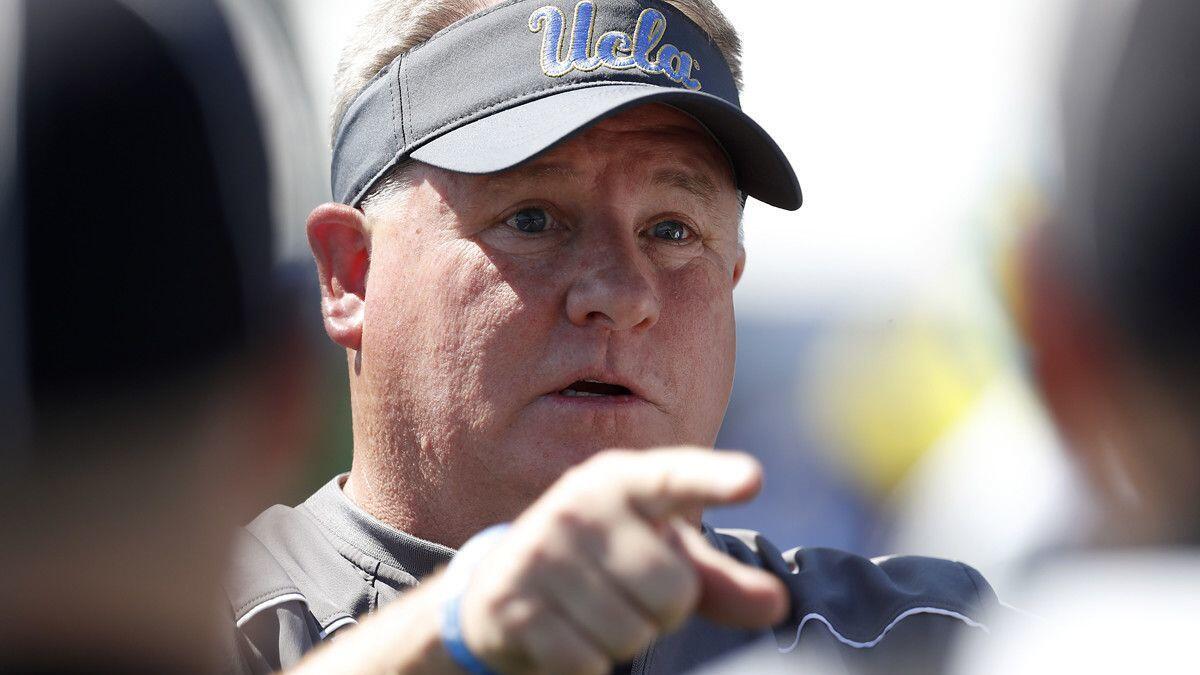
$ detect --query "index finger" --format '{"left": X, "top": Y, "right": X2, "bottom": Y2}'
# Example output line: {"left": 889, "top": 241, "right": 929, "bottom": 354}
{"left": 597, "top": 448, "right": 764, "bottom": 522}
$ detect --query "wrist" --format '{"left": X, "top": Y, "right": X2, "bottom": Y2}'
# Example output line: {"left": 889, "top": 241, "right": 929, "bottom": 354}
{"left": 441, "top": 586, "right": 500, "bottom": 675}
{"left": 439, "top": 524, "right": 513, "bottom": 675}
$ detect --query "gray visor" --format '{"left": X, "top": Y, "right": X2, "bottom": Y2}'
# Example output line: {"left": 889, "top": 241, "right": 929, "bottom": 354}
{"left": 332, "top": 0, "right": 802, "bottom": 210}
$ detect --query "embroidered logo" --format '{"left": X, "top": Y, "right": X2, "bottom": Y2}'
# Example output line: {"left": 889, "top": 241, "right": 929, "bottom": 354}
{"left": 528, "top": 1, "right": 702, "bottom": 90}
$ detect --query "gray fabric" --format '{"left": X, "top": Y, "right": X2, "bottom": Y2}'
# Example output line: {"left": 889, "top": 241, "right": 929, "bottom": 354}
{"left": 301, "top": 475, "right": 456, "bottom": 581}
{"left": 227, "top": 475, "right": 1000, "bottom": 674}
{"left": 331, "top": 0, "right": 802, "bottom": 210}
{"left": 226, "top": 476, "right": 455, "bottom": 673}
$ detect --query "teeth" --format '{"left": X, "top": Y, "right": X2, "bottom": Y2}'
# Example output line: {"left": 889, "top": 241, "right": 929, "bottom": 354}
{"left": 561, "top": 389, "right": 605, "bottom": 397}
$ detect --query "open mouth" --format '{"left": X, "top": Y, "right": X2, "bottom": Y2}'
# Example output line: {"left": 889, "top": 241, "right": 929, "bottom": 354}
{"left": 559, "top": 379, "right": 634, "bottom": 398}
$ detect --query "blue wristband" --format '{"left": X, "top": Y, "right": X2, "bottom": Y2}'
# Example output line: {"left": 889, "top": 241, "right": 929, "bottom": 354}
{"left": 441, "top": 588, "right": 500, "bottom": 675}
{"left": 440, "top": 523, "right": 512, "bottom": 675}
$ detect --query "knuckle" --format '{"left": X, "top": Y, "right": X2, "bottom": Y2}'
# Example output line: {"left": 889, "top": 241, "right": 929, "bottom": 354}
{"left": 581, "top": 654, "right": 611, "bottom": 675}
{"left": 518, "top": 541, "right": 566, "bottom": 577}
{"left": 547, "top": 505, "right": 587, "bottom": 532}
{"left": 647, "top": 565, "right": 700, "bottom": 630}
{"left": 492, "top": 594, "right": 540, "bottom": 637}
{"left": 635, "top": 619, "right": 660, "bottom": 651}
{"left": 614, "top": 621, "right": 657, "bottom": 661}
{"left": 649, "top": 468, "right": 674, "bottom": 501}
{"left": 546, "top": 506, "right": 610, "bottom": 546}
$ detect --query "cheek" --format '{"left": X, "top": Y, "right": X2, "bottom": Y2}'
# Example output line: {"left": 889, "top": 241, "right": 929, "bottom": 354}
{"left": 439, "top": 246, "right": 536, "bottom": 374}
{"left": 366, "top": 237, "right": 553, "bottom": 421}
{"left": 657, "top": 264, "right": 738, "bottom": 418}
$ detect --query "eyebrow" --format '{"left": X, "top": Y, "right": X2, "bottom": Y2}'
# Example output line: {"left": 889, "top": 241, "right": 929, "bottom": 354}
{"left": 651, "top": 168, "right": 720, "bottom": 211}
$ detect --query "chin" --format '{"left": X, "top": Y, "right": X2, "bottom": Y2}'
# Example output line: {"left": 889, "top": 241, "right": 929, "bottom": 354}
{"left": 501, "top": 427, "right": 690, "bottom": 485}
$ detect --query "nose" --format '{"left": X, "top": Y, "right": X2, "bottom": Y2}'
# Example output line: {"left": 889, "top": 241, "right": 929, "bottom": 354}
{"left": 565, "top": 243, "right": 660, "bottom": 332}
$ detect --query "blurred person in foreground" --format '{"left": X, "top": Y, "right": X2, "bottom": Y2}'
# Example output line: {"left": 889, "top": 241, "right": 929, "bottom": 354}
{"left": 0, "top": 0, "right": 313, "bottom": 670}
{"left": 959, "top": 0, "right": 1200, "bottom": 670}
{"left": 228, "top": 2, "right": 1002, "bottom": 674}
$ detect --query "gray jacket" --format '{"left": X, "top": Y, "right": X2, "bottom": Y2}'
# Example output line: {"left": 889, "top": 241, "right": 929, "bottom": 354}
{"left": 227, "top": 476, "right": 998, "bottom": 674}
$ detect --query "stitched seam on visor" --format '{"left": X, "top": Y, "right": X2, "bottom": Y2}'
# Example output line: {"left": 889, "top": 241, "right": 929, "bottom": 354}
{"left": 389, "top": 64, "right": 400, "bottom": 150}
{"left": 401, "top": 57, "right": 412, "bottom": 144}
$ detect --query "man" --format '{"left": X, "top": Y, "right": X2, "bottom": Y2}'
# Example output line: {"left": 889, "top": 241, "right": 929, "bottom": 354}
{"left": 958, "top": 0, "right": 1200, "bottom": 670}
{"left": 230, "top": 1, "right": 999, "bottom": 673}
{"left": 1, "top": 0, "right": 314, "bottom": 670}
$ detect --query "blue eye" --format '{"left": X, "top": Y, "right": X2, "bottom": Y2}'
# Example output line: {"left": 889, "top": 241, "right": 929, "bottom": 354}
{"left": 507, "top": 208, "right": 551, "bottom": 234}
{"left": 652, "top": 220, "right": 691, "bottom": 242}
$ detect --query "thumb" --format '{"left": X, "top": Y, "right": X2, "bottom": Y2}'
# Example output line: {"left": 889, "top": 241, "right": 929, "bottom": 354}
{"left": 673, "top": 520, "right": 790, "bottom": 629}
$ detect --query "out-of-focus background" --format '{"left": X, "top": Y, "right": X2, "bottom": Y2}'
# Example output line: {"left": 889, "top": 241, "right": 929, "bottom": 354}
{"left": 15, "top": 0, "right": 1200, "bottom": 669}
{"left": 243, "top": 0, "right": 1092, "bottom": 596}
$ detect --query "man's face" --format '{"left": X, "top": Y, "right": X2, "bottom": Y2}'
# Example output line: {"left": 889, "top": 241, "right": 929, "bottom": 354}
{"left": 360, "top": 104, "right": 744, "bottom": 508}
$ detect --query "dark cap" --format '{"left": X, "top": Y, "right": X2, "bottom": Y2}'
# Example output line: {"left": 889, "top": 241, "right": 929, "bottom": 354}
{"left": 332, "top": 0, "right": 802, "bottom": 210}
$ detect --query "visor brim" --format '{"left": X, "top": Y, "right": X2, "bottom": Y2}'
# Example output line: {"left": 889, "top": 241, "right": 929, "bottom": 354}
{"left": 408, "top": 84, "right": 802, "bottom": 211}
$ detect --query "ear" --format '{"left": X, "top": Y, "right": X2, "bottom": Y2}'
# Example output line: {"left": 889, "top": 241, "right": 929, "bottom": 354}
{"left": 1018, "top": 227, "right": 1130, "bottom": 488}
{"left": 307, "top": 203, "right": 369, "bottom": 351}
{"left": 732, "top": 246, "right": 747, "bottom": 288}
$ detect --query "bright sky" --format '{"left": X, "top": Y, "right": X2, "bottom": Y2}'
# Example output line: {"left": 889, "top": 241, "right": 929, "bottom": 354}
{"left": 725, "top": 1, "right": 1071, "bottom": 318}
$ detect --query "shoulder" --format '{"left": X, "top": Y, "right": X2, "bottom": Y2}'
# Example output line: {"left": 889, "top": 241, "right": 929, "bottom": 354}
{"left": 713, "top": 529, "right": 997, "bottom": 670}
{"left": 224, "top": 504, "right": 366, "bottom": 672}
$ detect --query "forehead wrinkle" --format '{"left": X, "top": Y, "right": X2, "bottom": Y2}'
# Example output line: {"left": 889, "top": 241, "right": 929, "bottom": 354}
{"left": 492, "top": 161, "right": 584, "bottom": 188}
